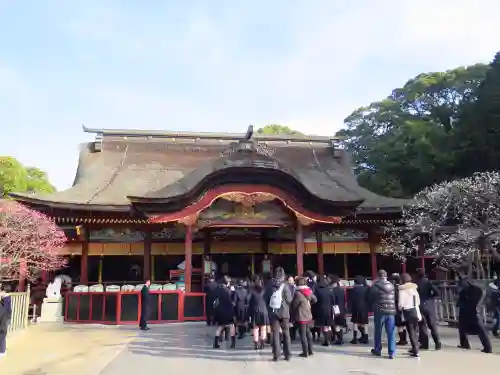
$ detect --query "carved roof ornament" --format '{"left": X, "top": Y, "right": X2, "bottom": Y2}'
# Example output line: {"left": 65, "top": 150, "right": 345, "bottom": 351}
{"left": 220, "top": 125, "right": 275, "bottom": 157}
{"left": 220, "top": 192, "right": 276, "bottom": 207}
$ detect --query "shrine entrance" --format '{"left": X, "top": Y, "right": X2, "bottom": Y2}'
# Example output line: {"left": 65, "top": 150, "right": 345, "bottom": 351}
{"left": 210, "top": 253, "right": 266, "bottom": 279}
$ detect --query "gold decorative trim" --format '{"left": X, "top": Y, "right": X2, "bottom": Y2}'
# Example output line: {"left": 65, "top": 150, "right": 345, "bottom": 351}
{"left": 296, "top": 212, "right": 315, "bottom": 226}
{"left": 219, "top": 192, "right": 276, "bottom": 206}
{"left": 177, "top": 213, "right": 199, "bottom": 226}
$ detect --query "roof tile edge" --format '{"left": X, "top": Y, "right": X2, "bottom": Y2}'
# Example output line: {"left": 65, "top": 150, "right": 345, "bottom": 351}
{"left": 82, "top": 125, "right": 343, "bottom": 143}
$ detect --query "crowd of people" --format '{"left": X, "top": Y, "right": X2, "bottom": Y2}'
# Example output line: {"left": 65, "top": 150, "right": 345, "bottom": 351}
{"left": 200, "top": 267, "right": 498, "bottom": 361}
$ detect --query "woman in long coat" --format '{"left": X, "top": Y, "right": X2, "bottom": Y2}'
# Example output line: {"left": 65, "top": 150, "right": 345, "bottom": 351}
{"left": 348, "top": 275, "right": 370, "bottom": 344}
{"left": 457, "top": 278, "right": 492, "bottom": 353}
{"left": 232, "top": 279, "right": 249, "bottom": 339}
{"left": 247, "top": 276, "right": 270, "bottom": 349}
{"left": 213, "top": 276, "right": 237, "bottom": 349}
{"left": 331, "top": 275, "right": 347, "bottom": 345}
{"left": 314, "top": 276, "right": 335, "bottom": 346}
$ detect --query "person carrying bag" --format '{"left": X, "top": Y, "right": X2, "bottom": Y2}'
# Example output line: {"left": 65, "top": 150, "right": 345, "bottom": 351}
{"left": 398, "top": 273, "right": 422, "bottom": 358}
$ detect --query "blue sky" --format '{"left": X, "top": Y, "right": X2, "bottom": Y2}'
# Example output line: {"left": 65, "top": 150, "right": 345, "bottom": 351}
{"left": 1, "top": 0, "right": 499, "bottom": 190}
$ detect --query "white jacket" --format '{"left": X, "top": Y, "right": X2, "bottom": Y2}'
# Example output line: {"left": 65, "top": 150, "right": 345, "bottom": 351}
{"left": 398, "top": 282, "right": 422, "bottom": 321}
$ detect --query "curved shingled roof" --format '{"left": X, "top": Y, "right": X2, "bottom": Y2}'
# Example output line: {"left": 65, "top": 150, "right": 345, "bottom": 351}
{"left": 9, "top": 128, "right": 406, "bottom": 213}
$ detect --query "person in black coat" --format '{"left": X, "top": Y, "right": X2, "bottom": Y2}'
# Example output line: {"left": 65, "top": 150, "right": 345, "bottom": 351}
{"left": 330, "top": 275, "right": 347, "bottom": 345}
{"left": 456, "top": 277, "right": 492, "bottom": 353}
{"left": 314, "top": 275, "right": 335, "bottom": 346}
{"left": 204, "top": 275, "right": 218, "bottom": 326}
{"left": 349, "top": 275, "right": 370, "bottom": 344}
{"left": 0, "top": 285, "right": 10, "bottom": 356}
{"left": 232, "top": 279, "right": 249, "bottom": 339}
{"left": 213, "top": 275, "right": 236, "bottom": 349}
{"left": 264, "top": 267, "right": 293, "bottom": 361}
{"left": 139, "top": 280, "right": 152, "bottom": 331}
{"left": 247, "top": 276, "right": 270, "bottom": 350}
{"left": 415, "top": 269, "right": 442, "bottom": 350}
{"left": 487, "top": 278, "right": 500, "bottom": 337}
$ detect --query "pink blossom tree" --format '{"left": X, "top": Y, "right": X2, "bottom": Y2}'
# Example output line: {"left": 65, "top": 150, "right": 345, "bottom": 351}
{"left": 382, "top": 172, "right": 500, "bottom": 278}
{"left": 0, "top": 200, "right": 67, "bottom": 281}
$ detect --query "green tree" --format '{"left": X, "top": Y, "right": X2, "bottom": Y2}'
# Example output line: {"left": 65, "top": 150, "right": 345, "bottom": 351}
{"left": 337, "top": 64, "right": 489, "bottom": 198}
{"left": 454, "top": 52, "right": 500, "bottom": 176}
{"left": 0, "top": 156, "right": 55, "bottom": 196}
{"left": 257, "top": 124, "right": 304, "bottom": 136}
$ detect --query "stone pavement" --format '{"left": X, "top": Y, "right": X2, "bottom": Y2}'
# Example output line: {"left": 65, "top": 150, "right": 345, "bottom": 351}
{"left": 0, "top": 324, "right": 136, "bottom": 375}
{"left": 101, "top": 323, "right": 500, "bottom": 375}
{"left": 2, "top": 323, "right": 500, "bottom": 375}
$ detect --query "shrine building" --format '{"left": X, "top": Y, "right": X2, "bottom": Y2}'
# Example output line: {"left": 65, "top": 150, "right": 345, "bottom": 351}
{"left": 10, "top": 126, "right": 423, "bottom": 292}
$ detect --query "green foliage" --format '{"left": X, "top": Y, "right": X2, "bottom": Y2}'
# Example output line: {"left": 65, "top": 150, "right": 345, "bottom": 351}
{"left": 257, "top": 124, "right": 304, "bottom": 136}
{"left": 337, "top": 62, "right": 492, "bottom": 198}
{"left": 453, "top": 52, "right": 500, "bottom": 176}
{"left": 0, "top": 156, "right": 55, "bottom": 196}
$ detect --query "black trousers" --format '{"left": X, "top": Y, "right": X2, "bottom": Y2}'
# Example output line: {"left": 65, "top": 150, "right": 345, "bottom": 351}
{"left": 298, "top": 323, "right": 313, "bottom": 354}
{"left": 139, "top": 311, "right": 149, "bottom": 329}
{"left": 459, "top": 321, "right": 492, "bottom": 352}
{"left": 418, "top": 308, "right": 440, "bottom": 347}
{"left": 271, "top": 318, "right": 291, "bottom": 358}
{"left": 405, "top": 320, "right": 419, "bottom": 353}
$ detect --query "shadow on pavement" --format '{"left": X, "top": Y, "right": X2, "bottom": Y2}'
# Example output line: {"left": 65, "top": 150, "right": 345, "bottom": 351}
{"left": 125, "top": 324, "right": 389, "bottom": 362}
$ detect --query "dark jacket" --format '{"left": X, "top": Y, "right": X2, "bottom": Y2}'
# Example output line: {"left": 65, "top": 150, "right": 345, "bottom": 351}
{"left": 370, "top": 279, "right": 396, "bottom": 315}
{"left": 215, "top": 285, "right": 234, "bottom": 313}
{"left": 314, "top": 281, "right": 335, "bottom": 324}
{"left": 0, "top": 295, "right": 12, "bottom": 319}
{"left": 140, "top": 285, "right": 152, "bottom": 317}
{"left": 417, "top": 277, "right": 440, "bottom": 305}
{"left": 291, "top": 285, "right": 317, "bottom": 323}
{"left": 487, "top": 281, "right": 500, "bottom": 310}
{"left": 204, "top": 280, "right": 218, "bottom": 312}
{"left": 457, "top": 280, "right": 484, "bottom": 334}
{"left": 232, "top": 286, "right": 249, "bottom": 321}
{"left": 265, "top": 277, "right": 293, "bottom": 320}
{"left": 349, "top": 284, "right": 370, "bottom": 315}
{"left": 332, "top": 285, "right": 346, "bottom": 316}
{"left": 248, "top": 288, "right": 268, "bottom": 315}
{"left": 0, "top": 303, "right": 8, "bottom": 335}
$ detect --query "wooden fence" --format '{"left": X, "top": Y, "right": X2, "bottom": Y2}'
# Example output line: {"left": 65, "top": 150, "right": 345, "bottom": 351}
{"left": 7, "top": 285, "right": 30, "bottom": 334}
{"left": 435, "top": 283, "right": 490, "bottom": 325}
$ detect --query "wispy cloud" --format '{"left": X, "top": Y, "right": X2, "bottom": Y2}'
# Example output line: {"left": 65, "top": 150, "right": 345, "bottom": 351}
{"left": 0, "top": 0, "right": 499, "bottom": 189}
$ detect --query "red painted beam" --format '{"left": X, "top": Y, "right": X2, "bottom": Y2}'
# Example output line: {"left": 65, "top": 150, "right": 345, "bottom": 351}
{"left": 150, "top": 184, "right": 342, "bottom": 224}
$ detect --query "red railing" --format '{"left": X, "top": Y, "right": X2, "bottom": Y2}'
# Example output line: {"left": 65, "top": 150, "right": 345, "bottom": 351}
{"left": 64, "top": 291, "right": 205, "bottom": 324}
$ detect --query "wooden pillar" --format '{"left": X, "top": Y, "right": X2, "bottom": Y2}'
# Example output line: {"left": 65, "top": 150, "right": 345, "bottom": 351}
{"left": 184, "top": 224, "right": 193, "bottom": 292}
{"left": 418, "top": 235, "right": 425, "bottom": 271}
{"left": 343, "top": 254, "right": 349, "bottom": 279}
{"left": 81, "top": 241, "right": 89, "bottom": 284}
{"left": 98, "top": 256, "right": 103, "bottom": 283}
{"left": 315, "top": 229, "right": 324, "bottom": 276}
{"left": 143, "top": 230, "right": 152, "bottom": 281}
{"left": 296, "top": 221, "right": 305, "bottom": 277}
{"left": 368, "top": 231, "right": 378, "bottom": 280}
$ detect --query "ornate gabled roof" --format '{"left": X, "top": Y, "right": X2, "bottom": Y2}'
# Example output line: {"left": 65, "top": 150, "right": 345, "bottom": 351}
{"left": 9, "top": 127, "right": 405, "bottom": 214}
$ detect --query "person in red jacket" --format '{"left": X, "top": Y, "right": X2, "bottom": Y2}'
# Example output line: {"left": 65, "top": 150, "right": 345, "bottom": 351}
{"left": 291, "top": 277, "right": 317, "bottom": 358}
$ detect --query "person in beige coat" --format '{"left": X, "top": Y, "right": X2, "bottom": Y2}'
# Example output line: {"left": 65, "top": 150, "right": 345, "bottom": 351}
{"left": 398, "top": 273, "right": 421, "bottom": 357}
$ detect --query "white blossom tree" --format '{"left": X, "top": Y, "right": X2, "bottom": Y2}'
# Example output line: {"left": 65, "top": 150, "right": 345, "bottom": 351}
{"left": 382, "top": 172, "right": 500, "bottom": 278}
